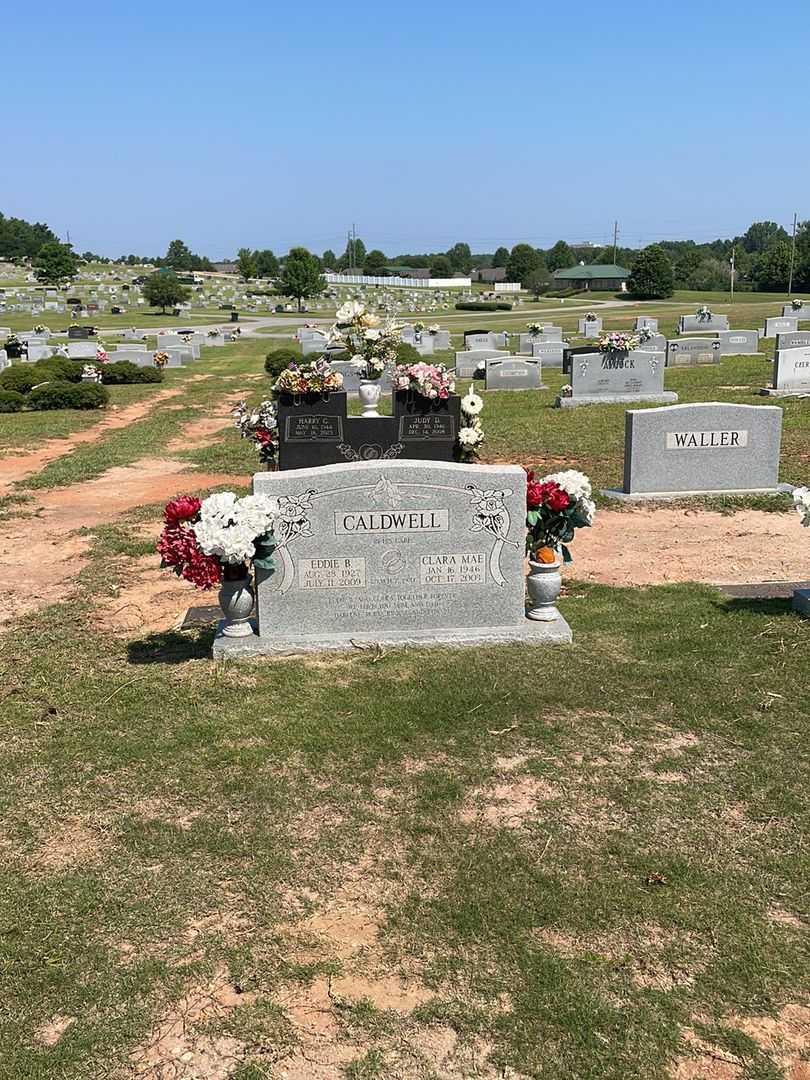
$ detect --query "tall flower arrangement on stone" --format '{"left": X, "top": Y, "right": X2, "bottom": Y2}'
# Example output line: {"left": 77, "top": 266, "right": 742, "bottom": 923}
{"left": 330, "top": 300, "right": 401, "bottom": 380}
{"left": 393, "top": 361, "right": 454, "bottom": 400}
{"left": 792, "top": 298, "right": 804, "bottom": 311}
{"left": 273, "top": 358, "right": 343, "bottom": 396}
{"left": 233, "top": 399, "right": 279, "bottom": 466}
{"left": 696, "top": 305, "right": 713, "bottom": 321}
{"left": 598, "top": 330, "right": 639, "bottom": 353}
{"left": 525, "top": 468, "right": 595, "bottom": 563}
{"left": 157, "top": 492, "right": 277, "bottom": 590}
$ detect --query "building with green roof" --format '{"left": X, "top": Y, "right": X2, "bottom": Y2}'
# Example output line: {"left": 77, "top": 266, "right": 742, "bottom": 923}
{"left": 552, "top": 263, "right": 630, "bottom": 291}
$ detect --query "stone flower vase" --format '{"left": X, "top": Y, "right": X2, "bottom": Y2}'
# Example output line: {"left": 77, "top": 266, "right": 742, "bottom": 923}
{"left": 358, "top": 378, "right": 382, "bottom": 418}
{"left": 218, "top": 564, "right": 255, "bottom": 637}
{"left": 526, "top": 554, "right": 562, "bottom": 622}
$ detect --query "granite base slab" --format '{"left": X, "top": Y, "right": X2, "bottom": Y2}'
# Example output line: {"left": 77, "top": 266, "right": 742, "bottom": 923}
{"left": 759, "top": 388, "right": 810, "bottom": 398}
{"left": 601, "top": 482, "right": 793, "bottom": 502}
{"left": 557, "top": 392, "right": 678, "bottom": 408}
{"left": 793, "top": 589, "right": 810, "bottom": 616}
{"left": 485, "top": 384, "right": 548, "bottom": 393}
{"left": 212, "top": 616, "right": 572, "bottom": 658}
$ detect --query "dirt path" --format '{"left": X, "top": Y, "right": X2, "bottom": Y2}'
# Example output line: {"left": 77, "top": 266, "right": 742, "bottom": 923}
{"left": 0, "top": 388, "right": 184, "bottom": 496}
{"left": 573, "top": 508, "right": 806, "bottom": 587}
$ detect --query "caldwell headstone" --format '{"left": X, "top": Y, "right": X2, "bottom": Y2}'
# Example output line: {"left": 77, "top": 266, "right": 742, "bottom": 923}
{"left": 485, "top": 356, "right": 544, "bottom": 391}
{"left": 212, "top": 459, "right": 571, "bottom": 657}
{"left": 762, "top": 346, "right": 810, "bottom": 396}
{"left": 718, "top": 330, "right": 760, "bottom": 355}
{"left": 667, "top": 339, "right": 721, "bottom": 366}
{"left": 764, "top": 316, "right": 799, "bottom": 338}
{"left": 678, "top": 314, "right": 730, "bottom": 333}
{"left": 559, "top": 349, "right": 677, "bottom": 407}
{"left": 603, "top": 402, "right": 788, "bottom": 500}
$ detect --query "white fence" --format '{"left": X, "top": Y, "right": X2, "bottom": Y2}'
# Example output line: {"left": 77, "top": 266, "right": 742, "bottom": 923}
{"left": 325, "top": 273, "right": 471, "bottom": 290}
{"left": 494, "top": 282, "right": 520, "bottom": 293}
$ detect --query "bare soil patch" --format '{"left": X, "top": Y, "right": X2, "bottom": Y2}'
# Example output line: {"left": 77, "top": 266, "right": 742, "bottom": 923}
{"left": 670, "top": 1005, "right": 810, "bottom": 1079}
{"left": 0, "top": 389, "right": 183, "bottom": 496}
{"left": 95, "top": 555, "right": 197, "bottom": 636}
{"left": 574, "top": 508, "right": 805, "bottom": 587}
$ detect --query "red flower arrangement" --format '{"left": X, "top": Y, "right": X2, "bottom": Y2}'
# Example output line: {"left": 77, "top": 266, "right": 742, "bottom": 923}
{"left": 524, "top": 468, "right": 595, "bottom": 563}
{"left": 157, "top": 495, "right": 222, "bottom": 590}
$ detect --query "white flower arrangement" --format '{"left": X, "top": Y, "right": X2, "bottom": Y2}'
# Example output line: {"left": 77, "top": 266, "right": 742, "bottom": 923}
{"left": 458, "top": 390, "right": 485, "bottom": 455}
{"left": 527, "top": 322, "right": 543, "bottom": 335}
{"left": 192, "top": 492, "right": 278, "bottom": 564}
{"left": 82, "top": 364, "right": 101, "bottom": 381}
{"left": 792, "top": 298, "right": 804, "bottom": 311}
{"left": 794, "top": 486, "right": 810, "bottom": 527}
{"left": 585, "top": 312, "right": 597, "bottom": 322}
{"left": 427, "top": 324, "right": 440, "bottom": 335}
{"left": 560, "top": 384, "right": 573, "bottom": 398}
{"left": 696, "top": 305, "right": 713, "bottom": 320}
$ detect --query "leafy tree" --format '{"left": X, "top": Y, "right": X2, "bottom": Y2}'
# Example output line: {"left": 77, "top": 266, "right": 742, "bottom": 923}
{"left": 363, "top": 249, "right": 387, "bottom": 273}
{"left": 546, "top": 240, "right": 576, "bottom": 272}
{"left": 322, "top": 249, "right": 337, "bottom": 270}
{"left": 237, "top": 247, "right": 257, "bottom": 281}
{"left": 164, "top": 239, "right": 194, "bottom": 271}
{"left": 750, "top": 241, "right": 791, "bottom": 292}
{"left": 254, "top": 249, "right": 280, "bottom": 277}
{"left": 278, "top": 247, "right": 325, "bottom": 311}
{"left": 142, "top": 272, "right": 192, "bottom": 313}
{"left": 740, "top": 221, "right": 789, "bottom": 254}
{"left": 686, "top": 257, "right": 728, "bottom": 292}
{"left": 506, "top": 244, "right": 543, "bottom": 286}
{"left": 0, "top": 213, "right": 59, "bottom": 260}
{"left": 492, "top": 246, "right": 510, "bottom": 268}
{"left": 627, "top": 245, "right": 674, "bottom": 299}
{"left": 524, "top": 268, "right": 551, "bottom": 299}
{"left": 33, "top": 241, "right": 79, "bottom": 284}
{"left": 429, "top": 254, "right": 453, "bottom": 277}
{"left": 446, "top": 242, "right": 472, "bottom": 272}
{"left": 338, "top": 237, "right": 366, "bottom": 271}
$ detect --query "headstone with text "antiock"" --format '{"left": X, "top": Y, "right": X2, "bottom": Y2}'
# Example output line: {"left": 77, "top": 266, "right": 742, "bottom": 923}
{"left": 559, "top": 349, "right": 677, "bottom": 407}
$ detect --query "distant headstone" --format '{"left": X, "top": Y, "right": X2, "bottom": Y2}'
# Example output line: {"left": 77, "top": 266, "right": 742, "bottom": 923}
{"left": 634, "top": 316, "right": 658, "bottom": 331}
{"left": 578, "top": 317, "right": 603, "bottom": 334}
{"left": 454, "top": 348, "right": 508, "bottom": 377}
{"left": 717, "top": 330, "right": 760, "bottom": 355}
{"left": 667, "top": 339, "right": 721, "bottom": 366}
{"left": 678, "top": 314, "right": 730, "bottom": 333}
{"left": 782, "top": 304, "right": 810, "bottom": 319}
{"left": 764, "top": 316, "right": 799, "bottom": 338}
{"left": 530, "top": 340, "right": 565, "bottom": 368}
{"left": 213, "top": 459, "right": 571, "bottom": 657}
{"left": 762, "top": 346, "right": 810, "bottom": 396}
{"left": 559, "top": 349, "right": 677, "bottom": 408}
{"left": 603, "top": 402, "right": 787, "bottom": 500}
{"left": 485, "top": 356, "right": 544, "bottom": 391}
{"left": 66, "top": 342, "right": 97, "bottom": 359}
{"left": 775, "top": 331, "right": 810, "bottom": 352}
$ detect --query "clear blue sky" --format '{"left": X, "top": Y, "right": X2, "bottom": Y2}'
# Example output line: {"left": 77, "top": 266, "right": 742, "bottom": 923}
{"left": 4, "top": 0, "right": 806, "bottom": 259}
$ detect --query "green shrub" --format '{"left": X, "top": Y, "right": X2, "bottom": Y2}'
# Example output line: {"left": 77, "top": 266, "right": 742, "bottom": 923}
{"left": 35, "top": 357, "right": 82, "bottom": 382}
{"left": 101, "top": 362, "right": 163, "bottom": 385}
{"left": 454, "top": 301, "right": 512, "bottom": 312}
{"left": 0, "top": 366, "right": 52, "bottom": 394}
{"left": 27, "top": 381, "right": 109, "bottom": 411}
{"left": 0, "top": 389, "right": 24, "bottom": 412}
{"left": 395, "top": 342, "right": 422, "bottom": 365}
{"left": 264, "top": 347, "right": 302, "bottom": 377}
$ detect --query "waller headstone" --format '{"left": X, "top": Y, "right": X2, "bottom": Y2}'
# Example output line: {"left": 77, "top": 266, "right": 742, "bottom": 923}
{"left": 604, "top": 402, "right": 788, "bottom": 500}
{"left": 212, "top": 459, "right": 572, "bottom": 656}
{"left": 559, "top": 349, "right": 676, "bottom": 407}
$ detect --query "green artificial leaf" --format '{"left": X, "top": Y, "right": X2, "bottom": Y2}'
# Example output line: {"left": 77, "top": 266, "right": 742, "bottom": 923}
{"left": 526, "top": 510, "right": 540, "bottom": 526}
{"left": 561, "top": 543, "right": 572, "bottom": 563}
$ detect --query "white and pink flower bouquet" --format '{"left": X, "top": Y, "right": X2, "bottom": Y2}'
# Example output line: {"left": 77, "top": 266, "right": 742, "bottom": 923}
{"left": 597, "top": 330, "right": 640, "bottom": 353}
{"left": 233, "top": 399, "right": 279, "bottom": 466}
{"left": 96, "top": 345, "right": 109, "bottom": 362}
{"left": 330, "top": 301, "right": 400, "bottom": 380}
{"left": 394, "top": 361, "right": 455, "bottom": 400}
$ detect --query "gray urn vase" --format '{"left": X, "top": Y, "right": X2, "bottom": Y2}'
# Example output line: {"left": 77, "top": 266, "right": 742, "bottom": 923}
{"left": 526, "top": 558, "right": 562, "bottom": 622}
{"left": 218, "top": 570, "right": 255, "bottom": 637}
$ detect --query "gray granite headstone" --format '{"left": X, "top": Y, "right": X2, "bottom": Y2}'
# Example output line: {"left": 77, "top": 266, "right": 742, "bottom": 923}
{"left": 718, "top": 330, "right": 760, "bottom": 355}
{"left": 782, "top": 304, "right": 810, "bottom": 319}
{"left": 329, "top": 361, "right": 394, "bottom": 396}
{"left": 301, "top": 336, "right": 328, "bottom": 356}
{"left": 560, "top": 349, "right": 676, "bottom": 408}
{"left": 667, "top": 338, "right": 721, "bottom": 366}
{"left": 66, "top": 342, "right": 98, "bottom": 359}
{"left": 678, "top": 314, "right": 730, "bottom": 333}
{"left": 454, "top": 348, "right": 508, "bottom": 377}
{"left": 604, "top": 402, "right": 786, "bottom": 499}
{"left": 775, "top": 331, "right": 810, "bottom": 352}
{"left": 0, "top": 350, "right": 8, "bottom": 371}
{"left": 639, "top": 333, "right": 667, "bottom": 354}
{"left": 414, "top": 337, "right": 435, "bottom": 356}
{"left": 530, "top": 340, "right": 565, "bottom": 368}
{"left": 578, "top": 318, "right": 603, "bottom": 334}
{"left": 764, "top": 316, "right": 799, "bottom": 338}
{"left": 763, "top": 346, "right": 810, "bottom": 396}
{"left": 464, "top": 332, "right": 497, "bottom": 350}
{"left": 635, "top": 316, "right": 658, "bottom": 331}
{"left": 213, "top": 459, "right": 571, "bottom": 656}
{"left": 485, "top": 356, "right": 544, "bottom": 391}
{"left": 430, "top": 330, "right": 451, "bottom": 349}
{"left": 27, "top": 345, "right": 53, "bottom": 361}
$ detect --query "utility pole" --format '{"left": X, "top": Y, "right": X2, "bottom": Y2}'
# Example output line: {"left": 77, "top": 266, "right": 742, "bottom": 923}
{"left": 729, "top": 247, "right": 735, "bottom": 301}
{"left": 612, "top": 220, "right": 618, "bottom": 264}
{"left": 788, "top": 212, "right": 798, "bottom": 295}
{"left": 351, "top": 223, "right": 358, "bottom": 271}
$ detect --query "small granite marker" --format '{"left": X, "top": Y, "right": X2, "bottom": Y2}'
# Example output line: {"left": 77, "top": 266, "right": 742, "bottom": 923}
{"left": 485, "top": 356, "right": 544, "bottom": 391}
{"left": 603, "top": 402, "right": 790, "bottom": 500}
{"left": 212, "top": 459, "right": 572, "bottom": 656}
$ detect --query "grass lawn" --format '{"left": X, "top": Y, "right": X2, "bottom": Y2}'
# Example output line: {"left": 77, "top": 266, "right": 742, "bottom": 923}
{"left": 1, "top": 329, "right": 809, "bottom": 1079}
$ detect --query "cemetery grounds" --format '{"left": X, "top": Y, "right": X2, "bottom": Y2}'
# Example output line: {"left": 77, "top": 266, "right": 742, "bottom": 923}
{"left": 1, "top": 293, "right": 809, "bottom": 1080}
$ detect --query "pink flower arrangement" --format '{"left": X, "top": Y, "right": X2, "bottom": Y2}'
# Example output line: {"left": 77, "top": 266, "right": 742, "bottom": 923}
{"left": 393, "top": 362, "right": 455, "bottom": 400}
